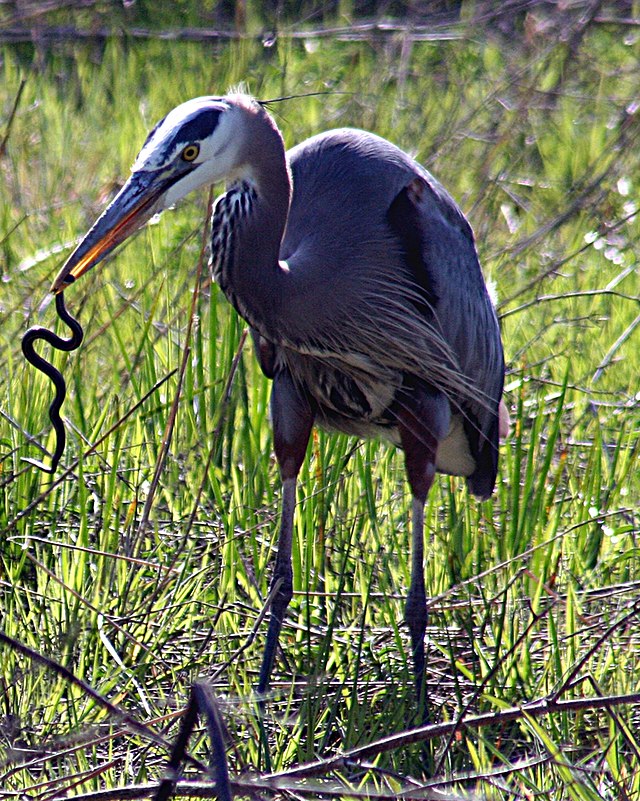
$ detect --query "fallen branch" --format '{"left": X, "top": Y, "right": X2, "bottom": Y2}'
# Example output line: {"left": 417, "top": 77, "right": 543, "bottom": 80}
{"left": 275, "top": 689, "right": 640, "bottom": 779}
{"left": 25, "top": 683, "right": 640, "bottom": 801}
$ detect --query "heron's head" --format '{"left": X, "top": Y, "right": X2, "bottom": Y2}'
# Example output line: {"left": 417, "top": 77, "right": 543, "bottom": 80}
{"left": 51, "top": 95, "right": 252, "bottom": 293}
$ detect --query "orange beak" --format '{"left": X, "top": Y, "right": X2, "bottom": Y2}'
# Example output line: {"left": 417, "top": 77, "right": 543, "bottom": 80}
{"left": 51, "top": 170, "right": 171, "bottom": 294}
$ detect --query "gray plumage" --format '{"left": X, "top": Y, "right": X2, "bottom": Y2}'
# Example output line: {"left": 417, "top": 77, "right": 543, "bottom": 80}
{"left": 52, "top": 93, "right": 507, "bottom": 715}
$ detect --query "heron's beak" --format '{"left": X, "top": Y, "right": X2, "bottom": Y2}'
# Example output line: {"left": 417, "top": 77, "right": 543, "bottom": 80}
{"left": 51, "top": 170, "right": 173, "bottom": 294}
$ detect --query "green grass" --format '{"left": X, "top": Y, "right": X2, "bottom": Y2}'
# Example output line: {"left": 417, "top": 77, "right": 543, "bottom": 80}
{"left": 1, "top": 13, "right": 640, "bottom": 800}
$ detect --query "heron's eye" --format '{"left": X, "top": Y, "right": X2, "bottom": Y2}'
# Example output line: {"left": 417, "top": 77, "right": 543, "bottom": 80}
{"left": 181, "top": 144, "right": 200, "bottom": 162}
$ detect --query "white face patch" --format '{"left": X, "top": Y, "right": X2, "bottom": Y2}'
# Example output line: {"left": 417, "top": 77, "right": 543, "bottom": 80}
{"left": 133, "top": 97, "right": 229, "bottom": 171}
{"left": 130, "top": 97, "right": 251, "bottom": 210}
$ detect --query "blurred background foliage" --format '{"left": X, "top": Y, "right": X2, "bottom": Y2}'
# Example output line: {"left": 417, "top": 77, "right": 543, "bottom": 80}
{"left": 1, "top": 1, "right": 639, "bottom": 797}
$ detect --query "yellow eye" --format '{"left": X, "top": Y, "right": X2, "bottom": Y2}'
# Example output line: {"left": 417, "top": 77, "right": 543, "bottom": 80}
{"left": 181, "top": 144, "right": 200, "bottom": 162}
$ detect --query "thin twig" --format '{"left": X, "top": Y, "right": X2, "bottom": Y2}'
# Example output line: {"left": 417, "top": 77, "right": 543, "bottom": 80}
{"left": 551, "top": 597, "right": 640, "bottom": 701}
{"left": 0, "top": 632, "right": 176, "bottom": 756}
{"left": 6, "top": 535, "right": 179, "bottom": 572}
{"left": 0, "top": 78, "right": 26, "bottom": 157}
{"left": 10, "top": 546, "right": 172, "bottom": 668}
{"left": 501, "top": 288, "right": 640, "bottom": 320}
{"left": 154, "top": 692, "right": 200, "bottom": 801}
{"left": 434, "top": 600, "right": 554, "bottom": 774}
{"left": 591, "top": 311, "right": 640, "bottom": 384}
{"left": 208, "top": 576, "right": 284, "bottom": 683}
{"left": 429, "top": 507, "right": 635, "bottom": 608}
{"left": 0, "top": 23, "right": 464, "bottom": 46}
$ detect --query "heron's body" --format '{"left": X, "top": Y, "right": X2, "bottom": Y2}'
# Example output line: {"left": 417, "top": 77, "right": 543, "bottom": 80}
{"left": 52, "top": 94, "right": 507, "bottom": 715}
{"left": 207, "top": 106, "right": 503, "bottom": 492}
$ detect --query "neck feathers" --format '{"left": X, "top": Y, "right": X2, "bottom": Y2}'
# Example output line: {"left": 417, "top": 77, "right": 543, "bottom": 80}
{"left": 210, "top": 180, "right": 257, "bottom": 295}
{"left": 210, "top": 98, "right": 291, "bottom": 335}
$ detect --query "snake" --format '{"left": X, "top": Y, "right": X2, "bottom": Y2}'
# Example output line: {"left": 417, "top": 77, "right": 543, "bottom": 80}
{"left": 21, "top": 290, "right": 84, "bottom": 474}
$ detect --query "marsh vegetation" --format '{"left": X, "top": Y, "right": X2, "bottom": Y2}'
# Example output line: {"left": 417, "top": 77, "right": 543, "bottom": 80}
{"left": 1, "top": 4, "right": 639, "bottom": 798}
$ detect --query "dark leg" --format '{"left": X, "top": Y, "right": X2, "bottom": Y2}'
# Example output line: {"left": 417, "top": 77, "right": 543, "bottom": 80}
{"left": 257, "top": 371, "right": 314, "bottom": 695}
{"left": 396, "top": 388, "right": 449, "bottom": 720}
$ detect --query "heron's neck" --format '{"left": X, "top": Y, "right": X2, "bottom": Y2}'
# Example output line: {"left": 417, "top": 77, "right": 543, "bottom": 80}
{"left": 210, "top": 109, "right": 292, "bottom": 338}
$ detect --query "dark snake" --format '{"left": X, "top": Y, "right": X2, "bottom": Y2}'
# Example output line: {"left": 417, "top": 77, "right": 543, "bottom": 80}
{"left": 21, "top": 291, "right": 84, "bottom": 473}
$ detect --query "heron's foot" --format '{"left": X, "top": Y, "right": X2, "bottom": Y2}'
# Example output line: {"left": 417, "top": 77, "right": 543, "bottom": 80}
{"left": 257, "top": 569, "right": 293, "bottom": 696}
{"left": 404, "top": 588, "right": 429, "bottom": 724}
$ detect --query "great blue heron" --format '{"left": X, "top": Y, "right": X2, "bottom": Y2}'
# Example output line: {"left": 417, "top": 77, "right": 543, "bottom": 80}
{"left": 51, "top": 93, "right": 507, "bottom": 711}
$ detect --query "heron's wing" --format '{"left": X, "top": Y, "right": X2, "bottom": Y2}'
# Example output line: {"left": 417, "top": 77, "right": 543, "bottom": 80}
{"left": 388, "top": 174, "right": 505, "bottom": 498}
{"left": 282, "top": 129, "right": 504, "bottom": 495}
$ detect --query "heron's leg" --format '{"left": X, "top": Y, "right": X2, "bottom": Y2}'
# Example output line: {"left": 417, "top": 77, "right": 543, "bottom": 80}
{"left": 399, "top": 427, "right": 435, "bottom": 716}
{"left": 257, "top": 371, "right": 314, "bottom": 695}
{"left": 396, "top": 389, "right": 447, "bottom": 719}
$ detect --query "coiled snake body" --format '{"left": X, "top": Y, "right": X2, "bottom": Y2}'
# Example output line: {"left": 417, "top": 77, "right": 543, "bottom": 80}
{"left": 21, "top": 292, "right": 83, "bottom": 473}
